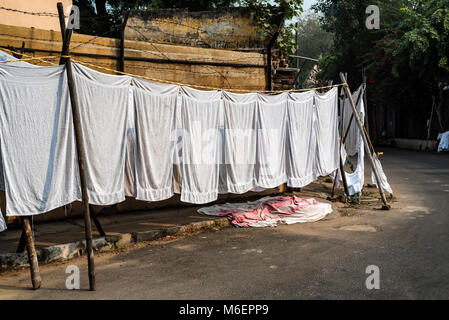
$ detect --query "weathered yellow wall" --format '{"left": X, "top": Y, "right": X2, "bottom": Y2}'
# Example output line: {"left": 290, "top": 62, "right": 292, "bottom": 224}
{"left": 0, "top": 24, "right": 266, "bottom": 91}
{"left": 0, "top": 24, "right": 270, "bottom": 227}
{"left": 126, "top": 8, "right": 266, "bottom": 50}
{"left": 0, "top": 0, "right": 73, "bottom": 31}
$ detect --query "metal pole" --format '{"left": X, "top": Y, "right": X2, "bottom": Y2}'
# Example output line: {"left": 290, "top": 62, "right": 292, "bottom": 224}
{"left": 21, "top": 217, "right": 41, "bottom": 289}
{"left": 57, "top": 2, "right": 96, "bottom": 290}
{"left": 339, "top": 73, "right": 390, "bottom": 210}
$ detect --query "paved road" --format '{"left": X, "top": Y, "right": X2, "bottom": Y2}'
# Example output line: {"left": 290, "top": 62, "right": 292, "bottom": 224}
{"left": 1, "top": 148, "right": 448, "bottom": 299}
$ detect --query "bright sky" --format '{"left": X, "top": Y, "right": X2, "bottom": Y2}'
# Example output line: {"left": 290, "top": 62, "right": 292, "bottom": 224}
{"left": 302, "top": 0, "right": 318, "bottom": 13}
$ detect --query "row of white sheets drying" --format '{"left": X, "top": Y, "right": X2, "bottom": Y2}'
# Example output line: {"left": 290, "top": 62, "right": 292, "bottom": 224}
{"left": 0, "top": 55, "right": 340, "bottom": 228}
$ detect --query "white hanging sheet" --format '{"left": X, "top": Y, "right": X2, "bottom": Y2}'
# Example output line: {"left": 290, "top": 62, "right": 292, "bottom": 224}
{"left": 132, "top": 77, "right": 178, "bottom": 201}
{"left": 180, "top": 86, "right": 222, "bottom": 204}
{"left": 124, "top": 85, "right": 136, "bottom": 197}
{"left": 0, "top": 64, "right": 81, "bottom": 217}
{"left": 314, "top": 87, "right": 340, "bottom": 177}
{"left": 0, "top": 50, "right": 37, "bottom": 192}
{"left": 341, "top": 85, "right": 364, "bottom": 156}
{"left": 438, "top": 131, "right": 449, "bottom": 152}
{"left": 335, "top": 85, "right": 366, "bottom": 195}
{"left": 286, "top": 91, "right": 317, "bottom": 187}
{"left": 72, "top": 62, "right": 131, "bottom": 205}
{"left": 220, "top": 91, "right": 258, "bottom": 193}
{"left": 256, "top": 92, "right": 288, "bottom": 188}
{"left": 371, "top": 152, "right": 393, "bottom": 194}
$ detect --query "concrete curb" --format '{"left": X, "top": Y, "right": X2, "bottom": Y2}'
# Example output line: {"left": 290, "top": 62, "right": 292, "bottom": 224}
{"left": 0, "top": 217, "right": 230, "bottom": 271}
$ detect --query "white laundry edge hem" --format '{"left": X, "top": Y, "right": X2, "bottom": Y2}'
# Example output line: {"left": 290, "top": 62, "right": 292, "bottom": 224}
{"left": 88, "top": 190, "right": 126, "bottom": 206}
{"left": 181, "top": 190, "right": 219, "bottom": 204}
{"left": 136, "top": 186, "right": 174, "bottom": 202}
{"left": 5, "top": 193, "right": 82, "bottom": 217}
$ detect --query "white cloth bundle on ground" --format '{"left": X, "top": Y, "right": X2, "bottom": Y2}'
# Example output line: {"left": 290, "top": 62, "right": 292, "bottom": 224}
{"left": 72, "top": 62, "right": 130, "bottom": 205}
{"left": 371, "top": 152, "right": 393, "bottom": 194}
{"left": 314, "top": 87, "right": 340, "bottom": 177}
{"left": 0, "top": 64, "right": 81, "bottom": 217}
{"left": 286, "top": 91, "right": 317, "bottom": 187}
{"left": 179, "top": 86, "right": 222, "bottom": 204}
{"left": 220, "top": 91, "right": 258, "bottom": 193}
{"left": 256, "top": 92, "right": 288, "bottom": 188}
{"left": 198, "top": 195, "right": 332, "bottom": 227}
{"left": 132, "top": 78, "right": 178, "bottom": 201}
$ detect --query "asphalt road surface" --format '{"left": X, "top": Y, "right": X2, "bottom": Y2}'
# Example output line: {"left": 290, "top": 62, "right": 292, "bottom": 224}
{"left": 1, "top": 147, "right": 448, "bottom": 299}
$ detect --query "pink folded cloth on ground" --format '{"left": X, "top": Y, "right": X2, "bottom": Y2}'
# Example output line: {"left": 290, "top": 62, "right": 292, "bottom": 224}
{"left": 198, "top": 196, "right": 332, "bottom": 227}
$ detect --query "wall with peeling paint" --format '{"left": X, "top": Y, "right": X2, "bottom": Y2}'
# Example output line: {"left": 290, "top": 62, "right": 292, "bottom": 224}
{"left": 125, "top": 8, "right": 266, "bottom": 50}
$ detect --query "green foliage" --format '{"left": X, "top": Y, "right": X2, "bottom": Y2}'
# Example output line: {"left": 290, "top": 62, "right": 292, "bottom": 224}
{"left": 294, "top": 14, "right": 333, "bottom": 87}
{"left": 237, "top": 0, "right": 304, "bottom": 54}
{"left": 313, "top": 0, "right": 449, "bottom": 137}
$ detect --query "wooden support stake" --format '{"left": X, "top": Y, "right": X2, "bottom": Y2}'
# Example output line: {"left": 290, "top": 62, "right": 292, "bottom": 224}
{"left": 57, "top": 2, "right": 96, "bottom": 290}
{"left": 119, "top": 10, "right": 130, "bottom": 72}
{"left": 339, "top": 87, "right": 350, "bottom": 197}
{"left": 21, "top": 217, "right": 41, "bottom": 289}
{"left": 89, "top": 205, "right": 106, "bottom": 237}
{"left": 342, "top": 88, "right": 363, "bottom": 144}
{"left": 16, "top": 230, "right": 26, "bottom": 253}
{"left": 339, "top": 73, "right": 390, "bottom": 210}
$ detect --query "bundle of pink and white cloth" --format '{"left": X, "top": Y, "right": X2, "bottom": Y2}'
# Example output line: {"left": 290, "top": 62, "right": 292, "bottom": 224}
{"left": 198, "top": 196, "right": 332, "bottom": 227}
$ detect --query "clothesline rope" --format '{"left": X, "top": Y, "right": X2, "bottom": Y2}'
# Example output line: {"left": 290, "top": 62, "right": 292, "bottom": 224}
{"left": 0, "top": 47, "right": 344, "bottom": 94}
{"left": 0, "top": 47, "right": 376, "bottom": 154}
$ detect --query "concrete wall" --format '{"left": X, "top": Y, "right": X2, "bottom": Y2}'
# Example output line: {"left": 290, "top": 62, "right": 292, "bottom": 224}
{"left": 0, "top": 0, "right": 73, "bottom": 31}
{"left": 125, "top": 8, "right": 266, "bottom": 50}
{"left": 0, "top": 23, "right": 270, "bottom": 227}
{"left": 0, "top": 23, "right": 266, "bottom": 91}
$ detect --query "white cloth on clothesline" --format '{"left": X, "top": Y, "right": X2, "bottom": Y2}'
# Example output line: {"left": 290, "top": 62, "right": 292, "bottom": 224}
{"left": 314, "top": 87, "right": 340, "bottom": 177}
{"left": 179, "top": 86, "right": 222, "bottom": 204}
{"left": 256, "top": 92, "right": 288, "bottom": 188}
{"left": 335, "top": 85, "right": 366, "bottom": 196}
{"left": 132, "top": 77, "right": 178, "bottom": 201}
{"left": 0, "top": 50, "right": 37, "bottom": 192}
{"left": 286, "top": 91, "right": 317, "bottom": 187}
{"left": 437, "top": 131, "right": 449, "bottom": 152}
{"left": 124, "top": 85, "right": 136, "bottom": 197}
{"left": 0, "top": 64, "right": 81, "bottom": 217}
{"left": 371, "top": 152, "right": 393, "bottom": 194}
{"left": 220, "top": 91, "right": 258, "bottom": 193}
{"left": 72, "top": 62, "right": 131, "bottom": 205}
{"left": 341, "top": 86, "right": 364, "bottom": 157}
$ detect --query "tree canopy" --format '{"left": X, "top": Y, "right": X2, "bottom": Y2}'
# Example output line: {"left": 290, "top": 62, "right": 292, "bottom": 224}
{"left": 313, "top": 0, "right": 449, "bottom": 138}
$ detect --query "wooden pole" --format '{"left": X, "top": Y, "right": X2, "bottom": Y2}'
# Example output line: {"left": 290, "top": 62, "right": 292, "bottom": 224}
{"left": 119, "top": 10, "right": 130, "bottom": 72}
{"left": 339, "top": 73, "right": 390, "bottom": 210}
{"left": 57, "top": 2, "right": 96, "bottom": 290}
{"left": 342, "top": 88, "right": 364, "bottom": 144}
{"left": 339, "top": 87, "right": 350, "bottom": 196}
{"left": 16, "top": 231, "right": 26, "bottom": 253}
{"left": 331, "top": 87, "right": 364, "bottom": 198}
{"left": 89, "top": 204, "right": 106, "bottom": 237}
{"left": 21, "top": 217, "right": 41, "bottom": 289}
